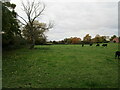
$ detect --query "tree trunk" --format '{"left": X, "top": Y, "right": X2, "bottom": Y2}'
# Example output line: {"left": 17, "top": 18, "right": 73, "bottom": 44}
{"left": 29, "top": 37, "right": 35, "bottom": 49}
{"left": 29, "top": 27, "right": 35, "bottom": 49}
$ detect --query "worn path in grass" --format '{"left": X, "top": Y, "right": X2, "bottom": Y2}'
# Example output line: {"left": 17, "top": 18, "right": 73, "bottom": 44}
{"left": 3, "top": 43, "right": 119, "bottom": 88}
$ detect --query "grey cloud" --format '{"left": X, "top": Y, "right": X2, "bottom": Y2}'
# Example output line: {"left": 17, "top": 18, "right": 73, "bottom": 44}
{"left": 43, "top": 2, "right": 118, "bottom": 40}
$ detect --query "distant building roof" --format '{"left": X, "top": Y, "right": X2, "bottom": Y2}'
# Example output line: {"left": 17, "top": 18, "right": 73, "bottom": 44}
{"left": 112, "top": 37, "right": 119, "bottom": 43}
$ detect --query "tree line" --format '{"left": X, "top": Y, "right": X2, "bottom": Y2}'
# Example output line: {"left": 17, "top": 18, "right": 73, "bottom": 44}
{"left": 49, "top": 34, "right": 119, "bottom": 45}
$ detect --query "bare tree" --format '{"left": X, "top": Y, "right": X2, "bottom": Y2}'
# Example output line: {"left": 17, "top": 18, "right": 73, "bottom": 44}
{"left": 17, "top": 0, "right": 53, "bottom": 49}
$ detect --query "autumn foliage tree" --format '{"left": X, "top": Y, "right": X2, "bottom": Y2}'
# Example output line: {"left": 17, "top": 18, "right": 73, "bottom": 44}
{"left": 64, "top": 37, "right": 81, "bottom": 44}
{"left": 91, "top": 34, "right": 107, "bottom": 43}
{"left": 83, "top": 34, "right": 91, "bottom": 43}
{"left": 71, "top": 37, "right": 81, "bottom": 44}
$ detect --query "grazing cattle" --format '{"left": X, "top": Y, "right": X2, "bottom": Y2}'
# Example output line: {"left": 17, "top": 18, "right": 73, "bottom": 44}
{"left": 90, "top": 44, "right": 93, "bottom": 46}
{"left": 96, "top": 44, "right": 100, "bottom": 46}
{"left": 102, "top": 44, "right": 107, "bottom": 47}
{"left": 115, "top": 51, "right": 120, "bottom": 59}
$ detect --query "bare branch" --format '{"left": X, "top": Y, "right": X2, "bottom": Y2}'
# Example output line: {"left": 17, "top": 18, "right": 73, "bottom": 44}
{"left": 17, "top": 13, "right": 28, "bottom": 24}
{"left": 21, "top": 1, "right": 28, "bottom": 14}
{"left": 31, "top": 2, "right": 41, "bottom": 16}
{"left": 19, "top": 0, "right": 46, "bottom": 26}
{"left": 32, "top": 3, "right": 45, "bottom": 23}
{"left": 47, "top": 20, "right": 54, "bottom": 29}
{"left": 18, "top": 19, "right": 26, "bottom": 26}
{"left": 29, "top": 1, "right": 35, "bottom": 16}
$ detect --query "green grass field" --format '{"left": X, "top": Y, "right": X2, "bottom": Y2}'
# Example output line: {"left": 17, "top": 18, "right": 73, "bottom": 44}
{"left": 2, "top": 43, "right": 119, "bottom": 88}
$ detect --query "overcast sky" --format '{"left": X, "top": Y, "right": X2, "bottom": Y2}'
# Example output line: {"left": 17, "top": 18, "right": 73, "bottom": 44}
{"left": 10, "top": 0, "right": 118, "bottom": 41}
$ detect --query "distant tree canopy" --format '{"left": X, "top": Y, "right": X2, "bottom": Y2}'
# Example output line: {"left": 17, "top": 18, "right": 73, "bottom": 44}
{"left": 71, "top": 37, "right": 81, "bottom": 44}
{"left": 91, "top": 34, "right": 107, "bottom": 43}
{"left": 53, "top": 34, "right": 110, "bottom": 45}
{"left": 110, "top": 35, "right": 117, "bottom": 41}
{"left": 64, "top": 38, "right": 72, "bottom": 44}
{"left": 2, "top": 1, "right": 23, "bottom": 48}
{"left": 83, "top": 34, "right": 91, "bottom": 43}
{"left": 64, "top": 37, "right": 81, "bottom": 44}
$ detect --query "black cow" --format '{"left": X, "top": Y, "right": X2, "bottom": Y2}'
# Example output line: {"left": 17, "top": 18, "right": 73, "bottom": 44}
{"left": 102, "top": 44, "right": 107, "bottom": 47}
{"left": 96, "top": 44, "right": 100, "bottom": 46}
{"left": 115, "top": 51, "right": 120, "bottom": 59}
{"left": 82, "top": 44, "right": 84, "bottom": 47}
{"left": 90, "top": 44, "right": 93, "bottom": 46}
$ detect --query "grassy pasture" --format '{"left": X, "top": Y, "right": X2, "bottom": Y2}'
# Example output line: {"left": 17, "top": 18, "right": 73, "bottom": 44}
{"left": 2, "top": 43, "right": 119, "bottom": 88}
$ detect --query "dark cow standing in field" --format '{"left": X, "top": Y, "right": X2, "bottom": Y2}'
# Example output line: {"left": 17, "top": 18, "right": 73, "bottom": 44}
{"left": 115, "top": 51, "right": 120, "bottom": 59}
{"left": 102, "top": 44, "right": 107, "bottom": 47}
{"left": 90, "top": 43, "right": 93, "bottom": 46}
{"left": 96, "top": 44, "right": 100, "bottom": 46}
{"left": 82, "top": 44, "right": 84, "bottom": 47}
